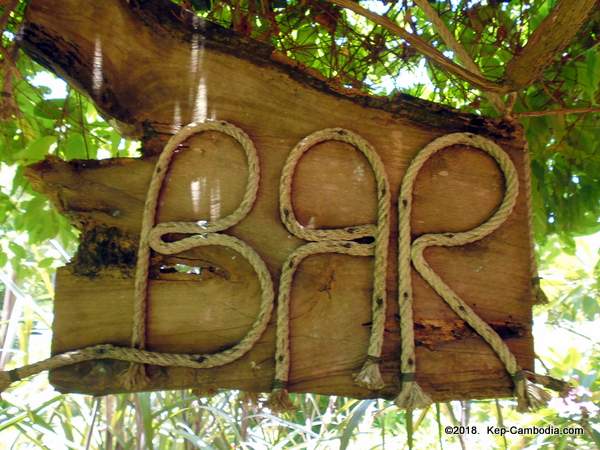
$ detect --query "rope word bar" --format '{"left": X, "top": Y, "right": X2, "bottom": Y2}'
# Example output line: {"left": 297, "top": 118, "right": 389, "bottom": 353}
{"left": 0, "top": 123, "right": 549, "bottom": 411}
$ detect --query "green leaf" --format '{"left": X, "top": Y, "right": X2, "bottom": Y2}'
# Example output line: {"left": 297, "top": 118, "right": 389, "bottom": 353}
{"left": 340, "top": 400, "right": 373, "bottom": 450}
{"left": 110, "top": 130, "right": 121, "bottom": 155}
{"left": 8, "top": 241, "right": 26, "bottom": 259}
{"left": 63, "top": 133, "right": 87, "bottom": 160}
{"left": 15, "top": 135, "right": 56, "bottom": 162}
{"left": 0, "top": 395, "right": 64, "bottom": 431}
{"left": 576, "top": 49, "right": 600, "bottom": 104}
{"left": 137, "top": 393, "right": 154, "bottom": 447}
{"left": 33, "top": 98, "right": 66, "bottom": 120}
{"left": 581, "top": 295, "right": 599, "bottom": 320}
{"left": 589, "top": 427, "right": 600, "bottom": 449}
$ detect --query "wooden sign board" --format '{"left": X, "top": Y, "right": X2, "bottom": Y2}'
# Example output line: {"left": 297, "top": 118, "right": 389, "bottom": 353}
{"left": 22, "top": 0, "right": 535, "bottom": 402}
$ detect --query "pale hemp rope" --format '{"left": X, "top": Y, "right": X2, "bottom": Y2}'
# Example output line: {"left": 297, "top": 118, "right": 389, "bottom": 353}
{"left": 396, "top": 132, "right": 548, "bottom": 411}
{"left": 268, "top": 128, "right": 391, "bottom": 411}
{"left": 0, "top": 121, "right": 275, "bottom": 393}
{"left": 0, "top": 127, "right": 553, "bottom": 412}
{"left": 125, "top": 120, "right": 274, "bottom": 387}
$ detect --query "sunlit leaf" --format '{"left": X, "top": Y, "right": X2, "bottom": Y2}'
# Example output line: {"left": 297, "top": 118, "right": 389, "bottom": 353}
{"left": 15, "top": 135, "right": 56, "bottom": 162}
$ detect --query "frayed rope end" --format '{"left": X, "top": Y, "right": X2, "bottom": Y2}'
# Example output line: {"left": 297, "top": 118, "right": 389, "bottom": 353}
{"left": 354, "top": 358, "right": 385, "bottom": 390}
{"left": 121, "top": 363, "right": 150, "bottom": 391}
{"left": 267, "top": 383, "right": 295, "bottom": 414}
{"left": 395, "top": 381, "right": 432, "bottom": 410}
{"left": 515, "top": 378, "right": 551, "bottom": 413}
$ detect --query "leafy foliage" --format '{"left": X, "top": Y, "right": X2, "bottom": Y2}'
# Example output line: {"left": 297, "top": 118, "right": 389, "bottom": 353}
{"left": 178, "top": 0, "right": 600, "bottom": 246}
{"left": 0, "top": 0, "right": 598, "bottom": 449}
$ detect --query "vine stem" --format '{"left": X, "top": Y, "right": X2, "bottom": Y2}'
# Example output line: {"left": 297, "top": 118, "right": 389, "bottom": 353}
{"left": 514, "top": 107, "right": 600, "bottom": 117}
{"left": 412, "top": 0, "right": 506, "bottom": 114}
{"left": 325, "top": 0, "right": 509, "bottom": 94}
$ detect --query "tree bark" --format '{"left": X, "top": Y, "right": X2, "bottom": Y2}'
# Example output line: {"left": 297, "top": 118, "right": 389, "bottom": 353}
{"left": 504, "top": 0, "right": 598, "bottom": 89}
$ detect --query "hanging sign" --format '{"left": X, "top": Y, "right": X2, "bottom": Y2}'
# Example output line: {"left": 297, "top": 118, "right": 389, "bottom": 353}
{"left": 7, "top": 0, "right": 544, "bottom": 409}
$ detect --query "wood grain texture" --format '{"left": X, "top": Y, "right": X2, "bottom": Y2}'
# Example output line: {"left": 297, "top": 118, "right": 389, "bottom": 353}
{"left": 22, "top": 0, "right": 535, "bottom": 400}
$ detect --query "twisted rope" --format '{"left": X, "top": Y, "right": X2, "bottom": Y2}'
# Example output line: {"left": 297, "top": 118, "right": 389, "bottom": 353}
{"left": 0, "top": 126, "right": 554, "bottom": 412}
{"left": 0, "top": 342, "right": 281, "bottom": 393}
{"left": 0, "top": 121, "right": 274, "bottom": 393}
{"left": 125, "top": 120, "right": 272, "bottom": 387}
{"left": 397, "top": 132, "right": 547, "bottom": 411}
{"left": 269, "top": 128, "right": 390, "bottom": 410}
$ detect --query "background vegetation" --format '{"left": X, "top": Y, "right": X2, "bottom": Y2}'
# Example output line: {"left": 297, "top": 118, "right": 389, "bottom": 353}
{"left": 0, "top": 0, "right": 598, "bottom": 448}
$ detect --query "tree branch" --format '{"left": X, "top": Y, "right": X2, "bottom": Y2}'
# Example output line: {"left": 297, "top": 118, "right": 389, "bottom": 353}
{"left": 504, "top": 0, "right": 597, "bottom": 89}
{"left": 413, "top": 0, "right": 506, "bottom": 114}
{"left": 326, "top": 0, "right": 510, "bottom": 94}
{"left": 514, "top": 107, "right": 600, "bottom": 118}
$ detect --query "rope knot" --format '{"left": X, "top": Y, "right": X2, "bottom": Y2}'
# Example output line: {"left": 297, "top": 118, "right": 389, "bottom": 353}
{"left": 272, "top": 379, "right": 286, "bottom": 389}
{"left": 354, "top": 354, "right": 385, "bottom": 390}
{"left": 400, "top": 372, "right": 416, "bottom": 382}
{"left": 511, "top": 370, "right": 526, "bottom": 381}
{"left": 365, "top": 355, "right": 383, "bottom": 364}
{"left": 94, "top": 345, "right": 111, "bottom": 356}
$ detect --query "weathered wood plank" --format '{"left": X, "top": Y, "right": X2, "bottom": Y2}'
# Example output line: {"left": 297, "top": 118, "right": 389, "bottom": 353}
{"left": 21, "top": 0, "right": 536, "bottom": 400}
{"left": 40, "top": 137, "right": 534, "bottom": 399}
{"left": 51, "top": 263, "right": 532, "bottom": 400}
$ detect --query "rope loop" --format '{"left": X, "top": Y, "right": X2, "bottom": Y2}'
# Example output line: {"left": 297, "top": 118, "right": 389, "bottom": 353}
{"left": 396, "top": 132, "right": 544, "bottom": 411}
{"left": 0, "top": 129, "right": 553, "bottom": 412}
{"left": 272, "top": 128, "right": 391, "bottom": 401}
{"left": 126, "top": 120, "right": 274, "bottom": 385}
